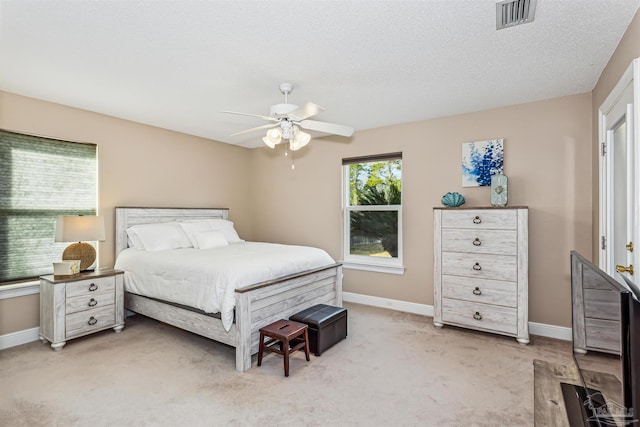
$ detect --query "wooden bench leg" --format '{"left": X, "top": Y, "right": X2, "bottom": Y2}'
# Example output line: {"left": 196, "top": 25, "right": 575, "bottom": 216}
{"left": 257, "top": 331, "right": 265, "bottom": 367}
{"left": 283, "top": 338, "right": 290, "bottom": 377}
{"left": 303, "top": 329, "right": 310, "bottom": 361}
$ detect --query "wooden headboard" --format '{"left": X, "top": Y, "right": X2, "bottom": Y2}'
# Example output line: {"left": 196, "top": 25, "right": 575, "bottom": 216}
{"left": 114, "top": 207, "right": 229, "bottom": 257}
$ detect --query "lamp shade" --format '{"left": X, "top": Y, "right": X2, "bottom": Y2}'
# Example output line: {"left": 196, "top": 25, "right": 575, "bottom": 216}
{"left": 55, "top": 216, "right": 106, "bottom": 243}
{"left": 289, "top": 130, "right": 311, "bottom": 151}
{"left": 263, "top": 128, "right": 282, "bottom": 148}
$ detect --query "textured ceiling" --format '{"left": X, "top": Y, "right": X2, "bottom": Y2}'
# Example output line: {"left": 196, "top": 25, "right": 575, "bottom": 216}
{"left": 1, "top": 0, "right": 639, "bottom": 148}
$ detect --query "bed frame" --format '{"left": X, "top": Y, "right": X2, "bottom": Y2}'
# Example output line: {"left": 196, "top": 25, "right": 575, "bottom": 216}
{"left": 114, "top": 207, "right": 343, "bottom": 372}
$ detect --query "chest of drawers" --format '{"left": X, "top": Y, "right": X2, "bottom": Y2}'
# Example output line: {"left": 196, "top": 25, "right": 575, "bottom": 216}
{"left": 39, "top": 269, "right": 125, "bottom": 350}
{"left": 433, "top": 207, "right": 529, "bottom": 344}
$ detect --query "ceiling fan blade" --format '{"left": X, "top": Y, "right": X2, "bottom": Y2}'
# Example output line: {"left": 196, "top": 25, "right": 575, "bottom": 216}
{"left": 287, "top": 102, "right": 324, "bottom": 121}
{"left": 298, "top": 119, "right": 354, "bottom": 137}
{"left": 230, "top": 123, "right": 278, "bottom": 137}
{"left": 221, "top": 111, "right": 277, "bottom": 122}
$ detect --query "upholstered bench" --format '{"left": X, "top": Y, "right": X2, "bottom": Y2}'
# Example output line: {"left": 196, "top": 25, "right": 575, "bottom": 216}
{"left": 289, "top": 304, "right": 347, "bottom": 356}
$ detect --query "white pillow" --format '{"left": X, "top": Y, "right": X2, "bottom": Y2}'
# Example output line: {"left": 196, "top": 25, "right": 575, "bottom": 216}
{"left": 195, "top": 230, "right": 229, "bottom": 249}
{"left": 126, "top": 229, "right": 145, "bottom": 250}
{"left": 178, "top": 220, "right": 214, "bottom": 249}
{"left": 207, "top": 219, "right": 243, "bottom": 243}
{"left": 128, "top": 222, "right": 192, "bottom": 251}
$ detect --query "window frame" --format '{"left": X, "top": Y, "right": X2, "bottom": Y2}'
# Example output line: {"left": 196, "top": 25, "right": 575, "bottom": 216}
{"left": 341, "top": 154, "right": 404, "bottom": 275}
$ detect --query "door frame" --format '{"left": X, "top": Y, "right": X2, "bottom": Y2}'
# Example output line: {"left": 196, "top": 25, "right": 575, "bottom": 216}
{"left": 599, "top": 58, "right": 640, "bottom": 277}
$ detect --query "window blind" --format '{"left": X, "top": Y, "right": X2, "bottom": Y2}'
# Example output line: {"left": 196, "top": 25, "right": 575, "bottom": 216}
{"left": 0, "top": 130, "right": 97, "bottom": 283}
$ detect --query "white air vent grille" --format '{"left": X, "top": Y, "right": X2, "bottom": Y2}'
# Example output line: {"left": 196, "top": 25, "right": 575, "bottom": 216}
{"left": 496, "top": 0, "right": 537, "bottom": 30}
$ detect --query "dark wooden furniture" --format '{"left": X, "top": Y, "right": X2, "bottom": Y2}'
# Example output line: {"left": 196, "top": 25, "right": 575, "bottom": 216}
{"left": 290, "top": 304, "right": 347, "bottom": 356}
{"left": 258, "top": 319, "right": 310, "bottom": 377}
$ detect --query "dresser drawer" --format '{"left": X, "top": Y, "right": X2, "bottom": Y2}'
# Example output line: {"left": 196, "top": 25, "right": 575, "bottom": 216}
{"left": 442, "top": 252, "right": 517, "bottom": 281}
{"left": 585, "top": 318, "right": 620, "bottom": 353}
{"left": 66, "top": 292, "right": 115, "bottom": 315}
{"left": 442, "top": 209, "right": 517, "bottom": 230}
{"left": 66, "top": 276, "right": 115, "bottom": 298}
{"left": 584, "top": 289, "right": 620, "bottom": 321}
{"left": 442, "top": 275, "right": 517, "bottom": 308}
{"left": 66, "top": 305, "right": 115, "bottom": 338}
{"left": 441, "top": 229, "right": 517, "bottom": 256}
{"left": 442, "top": 298, "right": 517, "bottom": 335}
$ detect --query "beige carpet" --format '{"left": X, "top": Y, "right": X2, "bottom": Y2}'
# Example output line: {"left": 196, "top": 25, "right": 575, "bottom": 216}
{"left": 1, "top": 303, "right": 573, "bottom": 426}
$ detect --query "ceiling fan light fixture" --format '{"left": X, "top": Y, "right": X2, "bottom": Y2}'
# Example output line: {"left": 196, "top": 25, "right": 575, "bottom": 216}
{"left": 263, "top": 128, "right": 281, "bottom": 148}
{"left": 290, "top": 129, "right": 311, "bottom": 151}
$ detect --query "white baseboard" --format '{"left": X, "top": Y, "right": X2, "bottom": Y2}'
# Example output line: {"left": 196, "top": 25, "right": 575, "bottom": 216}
{"left": 0, "top": 327, "right": 40, "bottom": 350}
{"left": 0, "top": 293, "right": 572, "bottom": 351}
{"left": 342, "top": 291, "right": 571, "bottom": 341}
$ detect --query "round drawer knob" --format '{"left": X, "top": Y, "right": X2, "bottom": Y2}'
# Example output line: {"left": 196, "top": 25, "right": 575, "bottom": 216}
{"left": 473, "top": 238, "right": 482, "bottom": 246}
{"left": 472, "top": 216, "right": 482, "bottom": 224}
{"left": 472, "top": 262, "right": 482, "bottom": 271}
{"left": 472, "top": 287, "right": 482, "bottom": 295}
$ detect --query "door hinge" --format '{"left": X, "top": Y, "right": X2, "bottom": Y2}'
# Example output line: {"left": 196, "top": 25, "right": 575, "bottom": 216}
{"left": 602, "top": 236, "right": 607, "bottom": 250}
{"left": 601, "top": 142, "right": 607, "bottom": 156}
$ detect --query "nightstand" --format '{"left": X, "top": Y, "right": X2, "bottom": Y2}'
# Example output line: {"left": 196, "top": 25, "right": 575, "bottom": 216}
{"left": 39, "top": 269, "right": 125, "bottom": 350}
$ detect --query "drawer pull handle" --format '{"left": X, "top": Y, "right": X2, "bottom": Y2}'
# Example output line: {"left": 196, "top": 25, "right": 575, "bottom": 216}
{"left": 473, "top": 216, "right": 481, "bottom": 224}
{"left": 473, "top": 238, "right": 482, "bottom": 246}
{"left": 88, "top": 283, "right": 98, "bottom": 292}
{"left": 473, "top": 262, "right": 482, "bottom": 271}
{"left": 88, "top": 298, "right": 98, "bottom": 307}
{"left": 473, "top": 312, "right": 483, "bottom": 321}
{"left": 88, "top": 316, "right": 98, "bottom": 326}
{"left": 473, "top": 287, "right": 482, "bottom": 295}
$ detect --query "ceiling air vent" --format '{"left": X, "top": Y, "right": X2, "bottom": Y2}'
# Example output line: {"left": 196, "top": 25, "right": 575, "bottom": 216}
{"left": 496, "top": 0, "right": 537, "bottom": 30}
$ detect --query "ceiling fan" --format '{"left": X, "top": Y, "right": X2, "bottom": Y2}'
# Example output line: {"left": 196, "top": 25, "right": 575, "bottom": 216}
{"left": 222, "top": 83, "right": 354, "bottom": 151}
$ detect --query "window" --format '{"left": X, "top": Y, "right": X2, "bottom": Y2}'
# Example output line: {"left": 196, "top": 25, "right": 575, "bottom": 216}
{"left": 0, "top": 130, "right": 97, "bottom": 283}
{"left": 342, "top": 152, "right": 403, "bottom": 274}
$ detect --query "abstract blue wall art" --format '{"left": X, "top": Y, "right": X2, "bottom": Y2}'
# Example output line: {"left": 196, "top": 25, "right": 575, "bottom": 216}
{"left": 461, "top": 138, "right": 504, "bottom": 187}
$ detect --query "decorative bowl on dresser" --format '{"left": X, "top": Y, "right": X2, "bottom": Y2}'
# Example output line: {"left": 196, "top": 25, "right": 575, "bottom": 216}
{"left": 433, "top": 206, "right": 529, "bottom": 344}
{"left": 39, "top": 269, "right": 125, "bottom": 350}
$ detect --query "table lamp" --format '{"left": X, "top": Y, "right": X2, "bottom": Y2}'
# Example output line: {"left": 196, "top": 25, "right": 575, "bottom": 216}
{"left": 55, "top": 215, "right": 106, "bottom": 271}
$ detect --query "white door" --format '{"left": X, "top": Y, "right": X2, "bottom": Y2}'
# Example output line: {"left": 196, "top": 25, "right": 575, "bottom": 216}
{"left": 600, "top": 60, "right": 638, "bottom": 284}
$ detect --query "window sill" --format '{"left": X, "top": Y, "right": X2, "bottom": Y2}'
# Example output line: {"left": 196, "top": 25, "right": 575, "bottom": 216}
{"left": 0, "top": 280, "right": 40, "bottom": 300}
{"left": 341, "top": 261, "right": 405, "bottom": 275}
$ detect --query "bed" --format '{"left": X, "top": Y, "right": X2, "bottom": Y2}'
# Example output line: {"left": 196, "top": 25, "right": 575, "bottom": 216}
{"left": 114, "top": 207, "right": 343, "bottom": 372}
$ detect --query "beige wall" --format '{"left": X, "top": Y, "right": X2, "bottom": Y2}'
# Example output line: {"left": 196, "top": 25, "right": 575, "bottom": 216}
{"left": 0, "top": 91, "right": 253, "bottom": 335}
{"left": 591, "top": 9, "right": 640, "bottom": 263}
{"left": 250, "top": 94, "right": 593, "bottom": 328}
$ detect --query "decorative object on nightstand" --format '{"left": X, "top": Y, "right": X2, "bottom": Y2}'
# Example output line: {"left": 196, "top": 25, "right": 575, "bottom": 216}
{"left": 441, "top": 192, "right": 465, "bottom": 207}
{"left": 39, "top": 269, "right": 125, "bottom": 350}
{"left": 490, "top": 174, "right": 508, "bottom": 207}
{"left": 53, "top": 260, "right": 81, "bottom": 277}
{"left": 55, "top": 215, "right": 106, "bottom": 271}
{"left": 433, "top": 206, "right": 529, "bottom": 344}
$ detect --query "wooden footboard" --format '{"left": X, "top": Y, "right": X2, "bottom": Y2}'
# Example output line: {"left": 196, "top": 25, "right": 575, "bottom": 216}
{"left": 235, "top": 263, "right": 343, "bottom": 371}
{"left": 124, "top": 263, "right": 342, "bottom": 372}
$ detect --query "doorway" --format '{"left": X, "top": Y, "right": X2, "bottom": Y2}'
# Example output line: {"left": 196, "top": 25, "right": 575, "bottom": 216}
{"left": 599, "top": 58, "right": 639, "bottom": 285}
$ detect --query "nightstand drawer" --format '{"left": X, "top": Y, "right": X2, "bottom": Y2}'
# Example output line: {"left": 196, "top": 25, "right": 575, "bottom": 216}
{"left": 442, "top": 275, "right": 517, "bottom": 307}
{"left": 441, "top": 229, "right": 517, "bottom": 255}
{"left": 442, "top": 252, "right": 517, "bottom": 281}
{"left": 66, "top": 305, "right": 115, "bottom": 338}
{"left": 66, "top": 276, "right": 115, "bottom": 298}
{"left": 442, "top": 209, "right": 517, "bottom": 230}
{"left": 66, "top": 292, "right": 115, "bottom": 315}
{"left": 442, "top": 298, "right": 517, "bottom": 335}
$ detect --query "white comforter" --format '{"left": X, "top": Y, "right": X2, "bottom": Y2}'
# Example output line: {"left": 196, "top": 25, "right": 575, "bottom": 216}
{"left": 114, "top": 242, "right": 335, "bottom": 331}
